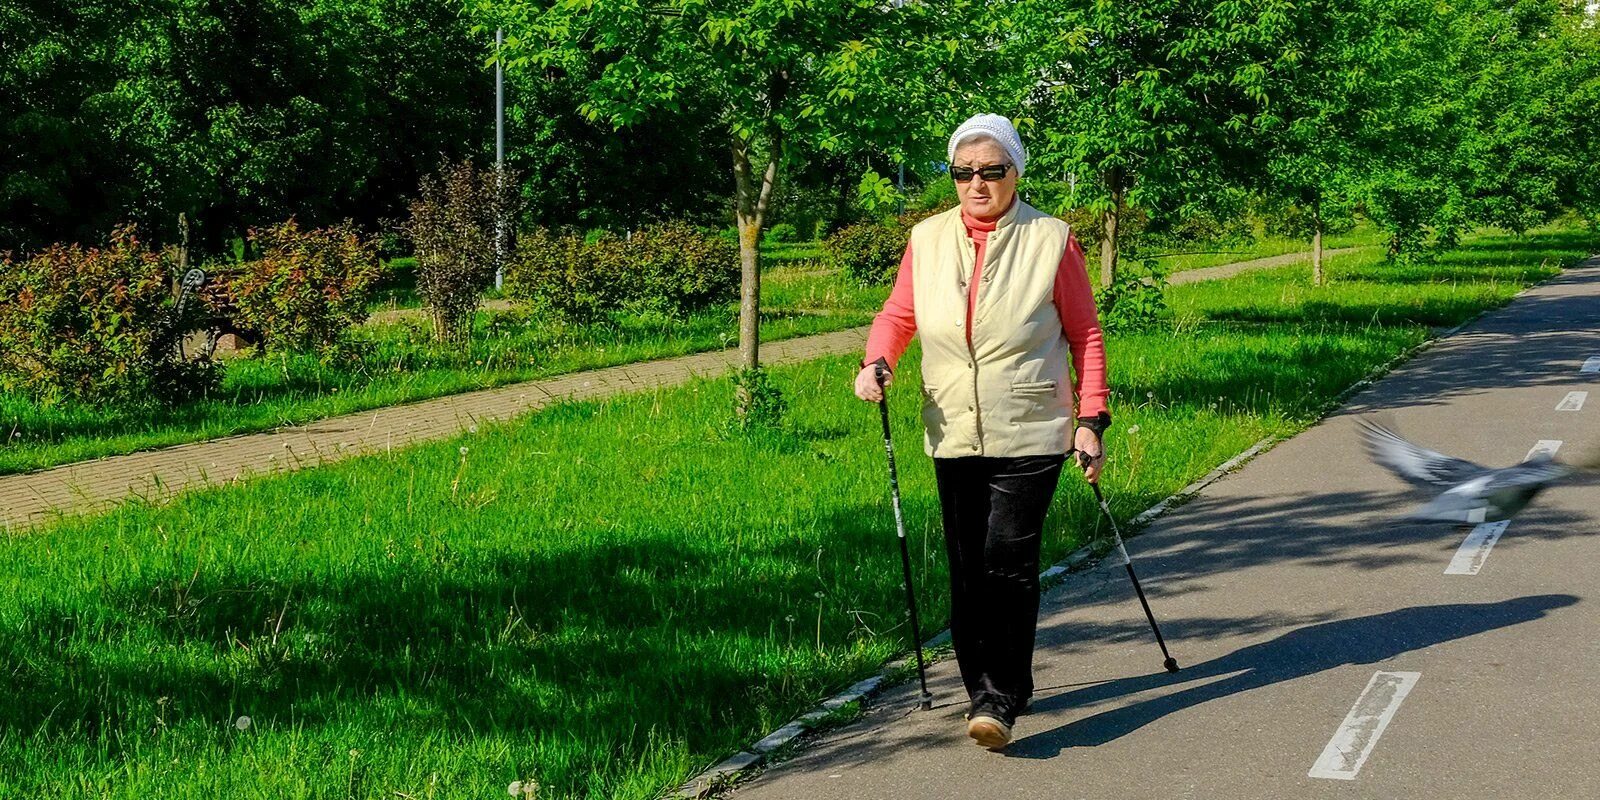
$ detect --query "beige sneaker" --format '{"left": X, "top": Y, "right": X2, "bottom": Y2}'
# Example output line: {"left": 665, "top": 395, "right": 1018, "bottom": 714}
{"left": 966, "top": 713, "right": 1013, "bottom": 750}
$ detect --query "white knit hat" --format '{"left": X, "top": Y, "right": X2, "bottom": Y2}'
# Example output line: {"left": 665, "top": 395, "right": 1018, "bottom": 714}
{"left": 947, "top": 113, "right": 1028, "bottom": 177}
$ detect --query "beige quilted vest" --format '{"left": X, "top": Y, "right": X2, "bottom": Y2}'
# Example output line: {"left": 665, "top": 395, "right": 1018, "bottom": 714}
{"left": 910, "top": 199, "right": 1075, "bottom": 458}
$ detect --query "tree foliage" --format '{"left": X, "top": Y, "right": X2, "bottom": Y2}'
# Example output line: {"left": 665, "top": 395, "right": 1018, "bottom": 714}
{"left": 1, "top": 0, "right": 487, "bottom": 255}
{"left": 489, "top": 0, "right": 1002, "bottom": 412}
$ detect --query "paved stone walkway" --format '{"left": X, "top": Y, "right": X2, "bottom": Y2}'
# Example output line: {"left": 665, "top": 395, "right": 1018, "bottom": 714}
{"left": 0, "top": 243, "right": 1353, "bottom": 532}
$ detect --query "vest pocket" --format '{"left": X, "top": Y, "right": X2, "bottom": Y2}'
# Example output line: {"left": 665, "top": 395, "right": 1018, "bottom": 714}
{"left": 1008, "top": 379, "right": 1059, "bottom": 424}
{"left": 1011, "top": 379, "right": 1058, "bottom": 395}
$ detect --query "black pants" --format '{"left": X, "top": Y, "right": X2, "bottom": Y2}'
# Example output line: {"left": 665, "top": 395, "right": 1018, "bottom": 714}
{"left": 933, "top": 454, "right": 1066, "bottom": 722}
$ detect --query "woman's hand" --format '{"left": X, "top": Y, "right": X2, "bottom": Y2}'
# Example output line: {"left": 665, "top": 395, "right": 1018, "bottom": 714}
{"left": 855, "top": 362, "right": 892, "bottom": 402}
{"left": 1072, "top": 426, "right": 1105, "bottom": 483}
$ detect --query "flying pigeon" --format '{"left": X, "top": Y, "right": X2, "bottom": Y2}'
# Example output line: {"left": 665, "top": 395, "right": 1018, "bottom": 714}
{"left": 1357, "top": 417, "right": 1575, "bottom": 524}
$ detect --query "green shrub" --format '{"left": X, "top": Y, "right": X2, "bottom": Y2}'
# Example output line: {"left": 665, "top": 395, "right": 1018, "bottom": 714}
{"left": 623, "top": 221, "right": 740, "bottom": 315}
{"left": 1094, "top": 258, "right": 1170, "bottom": 334}
{"left": 1255, "top": 196, "right": 1357, "bottom": 242}
{"left": 0, "top": 226, "right": 217, "bottom": 407}
{"left": 820, "top": 209, "right": 930, "bottom": 286}
{"left": 913, "top": 179, "right": 958, "bottom": 211}
{"left": 507, "top": 221, "right": 738, "bottom": 322}
{"left": 1058, "top": 205, "right": 1150, "bottom": 258}
{"left": 763, "top": 222, "right": 800, "bottom": 246}
{"left": 404, "top": 160, "right": 519, "bottom": 342}
{"left": 1148, "top": 207, "right": 1253, "bottom": 252}
{"left": 505, "top": 228, "right": 609, "bottom": 323}
{"left": 729, "top": 366, "right": 787, "bottom": 431}
{"left": 226, "top": 220, "right": 380, "bottom": 354}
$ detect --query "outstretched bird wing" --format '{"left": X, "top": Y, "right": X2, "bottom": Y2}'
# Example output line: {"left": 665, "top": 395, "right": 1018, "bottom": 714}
{"left": 1479, "top": 459, "right": 1573, "bottom": 495}
{"left": 1409, "top": 459, "right": 1574, "bottom": 524}
{"left": 1358, "top": 418, "right": 1485, "bottom": 488}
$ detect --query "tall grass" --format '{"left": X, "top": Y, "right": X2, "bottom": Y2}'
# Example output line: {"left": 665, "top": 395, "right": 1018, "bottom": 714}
{"left": 0, "top": 229, "right": 1589, "bottom": 798}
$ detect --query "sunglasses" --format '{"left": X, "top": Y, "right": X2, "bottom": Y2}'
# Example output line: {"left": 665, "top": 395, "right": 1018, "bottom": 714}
{"left": 949, "top": 163, "right": 1013, "bottom": 183}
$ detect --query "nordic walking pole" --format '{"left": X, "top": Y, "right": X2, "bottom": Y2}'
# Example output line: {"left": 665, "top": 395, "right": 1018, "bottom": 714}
{"left": 875, "top": 364, "right": 935, "bottom": 710}
{"left": 1076, "top": 451, "right": 1180, "bottom": 673}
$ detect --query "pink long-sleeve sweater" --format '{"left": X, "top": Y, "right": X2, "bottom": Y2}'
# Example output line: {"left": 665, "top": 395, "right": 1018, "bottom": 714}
{"left": 862, "top": 208, "right": 1111, "bottom": 419}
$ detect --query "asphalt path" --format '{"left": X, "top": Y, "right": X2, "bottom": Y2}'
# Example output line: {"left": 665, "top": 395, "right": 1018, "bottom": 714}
{"left": 728, "top": 256, "right": 1600, "bottom": 799}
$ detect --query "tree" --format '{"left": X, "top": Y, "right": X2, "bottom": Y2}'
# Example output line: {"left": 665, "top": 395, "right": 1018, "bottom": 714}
{"left": 489, "top": 0, "right": 997, "bottom": 412}
{"left": 1008, "top": 0, "right": 1293, "bottom": 286}
{"left": 1252, "top": 0, "right": 1426, "bottom": 284}
{"left": 1, "top": 0, "right": 488, "bottom": 255}
{"left": 1343, "top": 1, "right": 1600, "bottom": 259}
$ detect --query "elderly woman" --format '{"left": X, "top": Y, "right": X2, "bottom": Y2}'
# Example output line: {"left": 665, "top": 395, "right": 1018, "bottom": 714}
{"left": 853, "top": 113, "right": 1110, "bottom": 751}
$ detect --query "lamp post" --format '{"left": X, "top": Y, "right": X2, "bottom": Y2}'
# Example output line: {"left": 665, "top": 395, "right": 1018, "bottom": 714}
{"left": 494, "top": 27, "right": 507, "bottom": 291}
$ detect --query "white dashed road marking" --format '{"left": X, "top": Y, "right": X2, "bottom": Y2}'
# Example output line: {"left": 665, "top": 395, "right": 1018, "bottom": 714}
{"left": 1556, "top": 391, "right": 1587, "bottom": 411}
{"left": 1309, "top": 671, "right": 1421, "bottom": 780}
{"left": 1445, "top": 521, "right": 1511, "bottom": 575}
{"left": 1442, "top": 441, "right": 1558, "bottom": 576}
{"left": 1526, "top": 440, "right": 1564, "bottom": 460}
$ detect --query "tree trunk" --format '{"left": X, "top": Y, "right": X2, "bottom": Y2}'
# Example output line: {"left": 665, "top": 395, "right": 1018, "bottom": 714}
{"left": 730, "top": 131, "right": 781, "bottom": 375}
{"left": 1312, "top": 197, "right": 1325, "bottom": 286}
{"left": 1099, "top": 170, "right": 1123, "bottom": 288}
{"left": 830, "top": 157, "right": 852, "bottom": 234}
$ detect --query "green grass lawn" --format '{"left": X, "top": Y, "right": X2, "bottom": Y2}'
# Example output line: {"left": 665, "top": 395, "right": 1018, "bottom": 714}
{"left": 0, "top": 248, "right": 887, "bottom": 476}
{"left": 0, "top": 228, "right": 1590, "bottom": 798}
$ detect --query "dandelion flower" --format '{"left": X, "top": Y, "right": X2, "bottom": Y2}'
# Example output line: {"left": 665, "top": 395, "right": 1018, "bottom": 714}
{"left": 1127, "top": 425, "right": 1140, "bottom": 434}
{"left": 508, "top": 781, "right": 523, "bottom": 797}
{"left": 469, "top": 425, "right": 478, "bottom": 434}
{"left": 814, "top": 591, "right": 825, "bottom": 599}
{"left": 234, "top": 715, "right": 252, "bottom": 731}
{"left": 459, "top": 446, "right": 469, "bottom": 456}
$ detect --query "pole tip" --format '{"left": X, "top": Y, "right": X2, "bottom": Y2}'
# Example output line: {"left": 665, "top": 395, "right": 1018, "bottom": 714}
{"left": 918, "top": 693, "right": 934, "bottom": 711}
{"left": 1163, "top": 657, "right": 1180, "bottom": 673}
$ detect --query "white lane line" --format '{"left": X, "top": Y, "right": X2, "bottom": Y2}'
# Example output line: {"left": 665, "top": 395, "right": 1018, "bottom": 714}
{"left": 1556, "top": 391, "right": 1588, "bottom": 411}
{"left": 1309, "top": 671, "right": 1421, "bottom": 781}
{"left": 1526, "top": 440, "right": 1564, "bottom": 460}
{"left": 1445, "top": 521, "right": 1510, "bottom": 575}
{"left": 1582, "top": 356, "right": 1600, "bottom": 373}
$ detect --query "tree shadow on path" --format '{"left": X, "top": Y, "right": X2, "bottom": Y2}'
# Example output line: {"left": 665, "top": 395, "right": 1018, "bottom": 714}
{"left": 1007, "top": 594, "right": 1577, "bottom": 758}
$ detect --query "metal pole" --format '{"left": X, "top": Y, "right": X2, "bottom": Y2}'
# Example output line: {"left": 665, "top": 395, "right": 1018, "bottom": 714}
{"left": 1089, "top": 481, "right": 1180, "bottom": 673}
{"left": 876, "top": 365, "right": 934, "bottom": 710}
{"left": 494, "top": 27, "right": 506, "bottom": 291}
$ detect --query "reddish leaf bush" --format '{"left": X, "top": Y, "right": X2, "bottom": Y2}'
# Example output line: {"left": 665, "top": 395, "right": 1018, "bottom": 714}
{"left": 224, "top": 219, "right": 380, "bottom": 354}
{"left": 404, "top": 160, "right": 519, "bottom": 342}
{"left": 0, "top": 226, "right": 216, "bottom": 407}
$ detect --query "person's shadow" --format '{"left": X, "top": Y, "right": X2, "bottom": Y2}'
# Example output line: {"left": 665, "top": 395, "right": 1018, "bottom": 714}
{"left": 1006, "top": 594, "right": 1577, "bottom": 757}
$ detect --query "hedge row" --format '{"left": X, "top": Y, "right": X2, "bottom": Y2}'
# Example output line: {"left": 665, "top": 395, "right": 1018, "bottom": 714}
{"left": 1, "top": 222, "right": 381, "bottom": 408}
{"left": 505, "top": 221, "right": 738, "bottom": 322}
